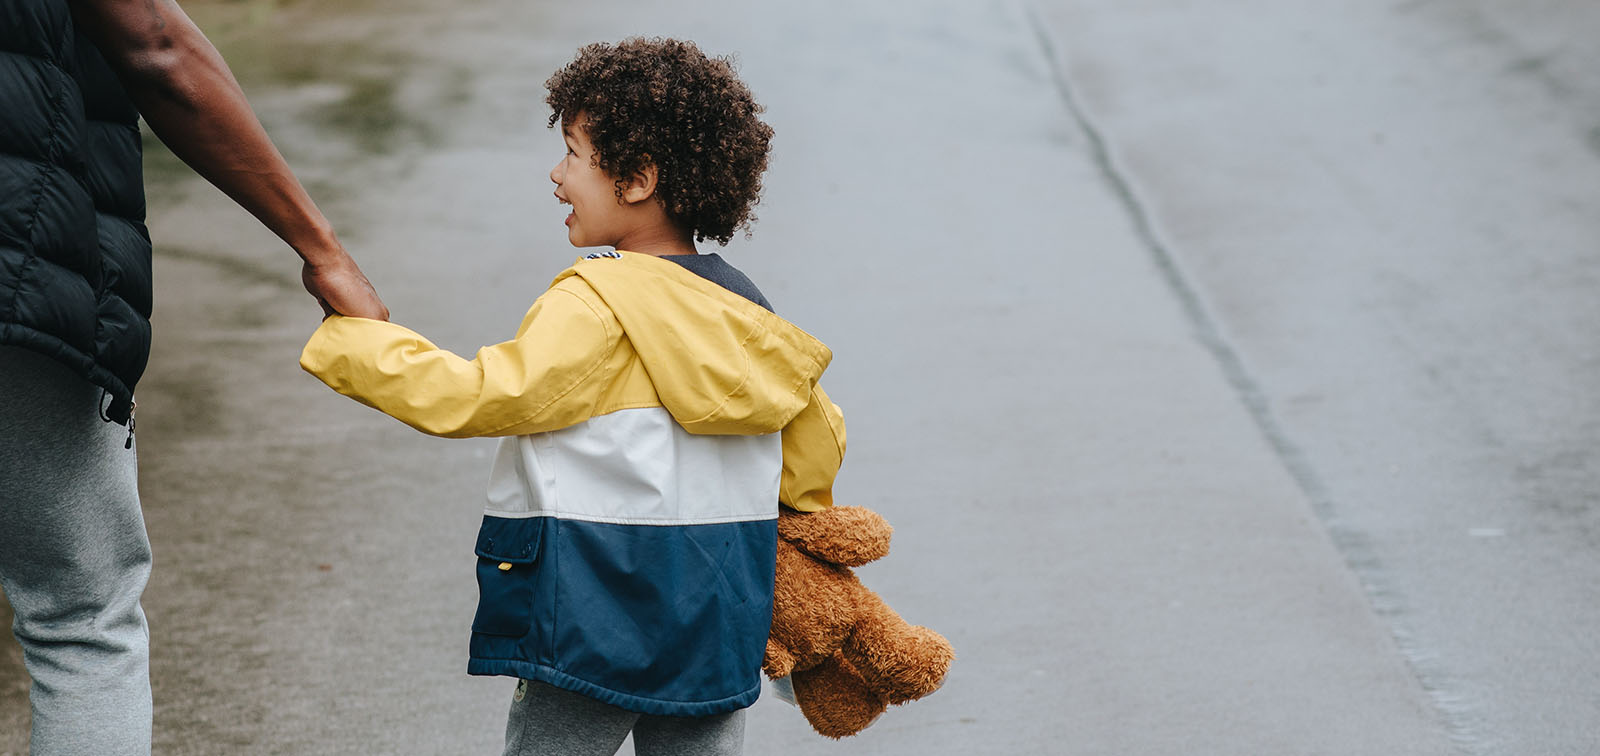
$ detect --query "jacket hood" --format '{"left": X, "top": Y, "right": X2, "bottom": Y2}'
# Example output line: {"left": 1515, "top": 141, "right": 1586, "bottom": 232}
{"left": 558, "top": 251, "right": 831, "bottom": 435}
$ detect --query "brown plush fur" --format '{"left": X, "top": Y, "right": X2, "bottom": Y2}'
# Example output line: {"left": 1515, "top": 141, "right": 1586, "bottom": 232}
{"left": 765, "top": 506, "right": 954, "bottom": 738}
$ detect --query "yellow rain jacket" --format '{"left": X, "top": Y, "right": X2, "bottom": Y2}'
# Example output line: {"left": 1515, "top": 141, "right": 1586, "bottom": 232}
{"left": 300, "top": 250, "right": 844, "bottom": 715}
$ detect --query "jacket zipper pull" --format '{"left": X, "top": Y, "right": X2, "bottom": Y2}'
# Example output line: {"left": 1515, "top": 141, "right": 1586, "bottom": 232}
{"left": 124, "top": 402, "right": 137, "bottom": 449}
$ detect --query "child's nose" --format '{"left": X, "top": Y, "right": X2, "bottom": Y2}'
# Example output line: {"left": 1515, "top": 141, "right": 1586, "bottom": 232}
{"left": 549, "top": 161, "right": 562, "bottom": 184}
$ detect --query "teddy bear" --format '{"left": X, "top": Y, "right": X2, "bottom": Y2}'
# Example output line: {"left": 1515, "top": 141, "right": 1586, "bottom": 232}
{"left": 764, "top": 505, "right": 955, "bottom": 738}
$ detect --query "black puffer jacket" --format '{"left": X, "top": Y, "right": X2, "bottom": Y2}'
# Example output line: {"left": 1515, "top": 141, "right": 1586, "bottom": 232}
{"left": 1, "top": 0, "right": 151, "bottom": 424}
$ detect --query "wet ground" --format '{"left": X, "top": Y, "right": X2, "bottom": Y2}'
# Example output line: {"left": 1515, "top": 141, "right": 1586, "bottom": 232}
{"left": 3, "top": 1, "right": 1599, "bottom": 754}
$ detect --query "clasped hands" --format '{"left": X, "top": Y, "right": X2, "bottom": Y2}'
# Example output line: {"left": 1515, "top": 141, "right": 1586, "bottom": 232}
{"left": 302, "top": 254, "right": 389, "bottom": 321}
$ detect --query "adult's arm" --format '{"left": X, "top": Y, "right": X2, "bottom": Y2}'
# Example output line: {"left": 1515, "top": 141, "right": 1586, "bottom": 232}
{"left": 68, "top": 0, "right": 388, "bottom": 321}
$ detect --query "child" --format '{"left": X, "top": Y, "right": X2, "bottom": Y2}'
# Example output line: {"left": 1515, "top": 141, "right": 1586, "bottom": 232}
{"left": 300, "top": 38, "right": 845, "bottom": 756}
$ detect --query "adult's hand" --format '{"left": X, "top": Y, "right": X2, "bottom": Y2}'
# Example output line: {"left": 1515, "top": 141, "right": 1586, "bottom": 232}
{"left": 303, "top": 256, "right": 389, "bottom": 321}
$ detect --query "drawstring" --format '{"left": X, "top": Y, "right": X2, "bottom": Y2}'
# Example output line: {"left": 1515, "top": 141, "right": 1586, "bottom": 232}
{"left": 98, "top": 389, "right": 137, "bottom": 449}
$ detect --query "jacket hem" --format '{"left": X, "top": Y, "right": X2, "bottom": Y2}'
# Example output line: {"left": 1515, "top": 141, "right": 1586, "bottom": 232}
{"left": 0, "top": 326, "right": 136, "bottom": 423}
{"left": 466, "top": 658, "right": 760, "bottom": 717}
{"left": 480, "top": 509, "right": 779, "bottom": 526}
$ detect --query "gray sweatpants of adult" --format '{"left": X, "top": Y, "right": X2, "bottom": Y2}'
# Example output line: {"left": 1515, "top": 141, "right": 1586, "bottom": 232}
{"left": 0, "top": 346, "right": 153, "bottom": 755}
{"left": 503, "top": 680, "right": 746, "bottom": 756}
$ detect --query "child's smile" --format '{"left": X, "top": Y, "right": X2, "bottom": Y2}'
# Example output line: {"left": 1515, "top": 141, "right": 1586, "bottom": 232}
{"left": 550, "top": 113, "right": 627, "bottom": 249}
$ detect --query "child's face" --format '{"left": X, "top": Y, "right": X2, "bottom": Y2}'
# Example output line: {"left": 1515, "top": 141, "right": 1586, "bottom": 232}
{"left": 550, "top": 113, "right": 628, "bottom": 249}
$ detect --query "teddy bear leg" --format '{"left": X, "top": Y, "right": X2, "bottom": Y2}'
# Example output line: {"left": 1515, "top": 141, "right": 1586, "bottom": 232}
{"left": 843, "top": 602, "right": 955, "bottom": 705}
{"left": 790, "top": 654, "right": 888, "bottom": 739}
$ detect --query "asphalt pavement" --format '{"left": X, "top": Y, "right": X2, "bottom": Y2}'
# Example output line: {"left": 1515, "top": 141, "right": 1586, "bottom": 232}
{"left": 2, "top": 1, "right": 1596, "bottom": 754}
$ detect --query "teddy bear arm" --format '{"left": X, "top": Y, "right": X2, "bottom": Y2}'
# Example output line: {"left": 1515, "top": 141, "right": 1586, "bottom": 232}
{"left": 840, "top": 590, "right": 955, "bottom": 705}
{"left": 763, "top": 637, "right": 797, "bottom": 679}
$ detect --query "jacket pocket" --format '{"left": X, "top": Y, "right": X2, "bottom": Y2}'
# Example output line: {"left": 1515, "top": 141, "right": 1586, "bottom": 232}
{"left": 471, "top": 517, "right": 544, "bottom": 638}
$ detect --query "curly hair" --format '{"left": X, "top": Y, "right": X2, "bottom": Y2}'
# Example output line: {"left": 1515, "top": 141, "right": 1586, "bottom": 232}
{"left": 546, "top": 38, "right": 774, "bottom": 246}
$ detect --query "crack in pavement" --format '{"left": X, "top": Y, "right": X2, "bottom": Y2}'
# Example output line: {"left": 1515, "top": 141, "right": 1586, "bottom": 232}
{"left": 1021, "top": 4, "right": 1477, "bottom": 752}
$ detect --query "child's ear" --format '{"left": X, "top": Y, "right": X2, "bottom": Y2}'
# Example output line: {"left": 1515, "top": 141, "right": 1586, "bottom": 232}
{"left": 620, "top": 158, "right": 659, "bottom": 205}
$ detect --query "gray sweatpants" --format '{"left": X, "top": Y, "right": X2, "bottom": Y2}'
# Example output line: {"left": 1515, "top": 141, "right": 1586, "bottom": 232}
{"left": 0, "top": 346, "right": 153, "bottom": 754}
{"left": 503, "top": 680, "right": 746, "bottom": 756}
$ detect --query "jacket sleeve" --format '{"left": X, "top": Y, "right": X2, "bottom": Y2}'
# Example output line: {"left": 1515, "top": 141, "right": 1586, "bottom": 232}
{"left": 299, "top": 285, "right": 617, "bottom": 438}
{"left": 779, "top": 384, "right": 846, "bottom": 512}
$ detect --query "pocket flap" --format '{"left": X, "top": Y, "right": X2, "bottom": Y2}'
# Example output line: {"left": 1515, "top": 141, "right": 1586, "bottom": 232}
{"left": 474, "top": 516, "right": 544, "bottom": 565}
